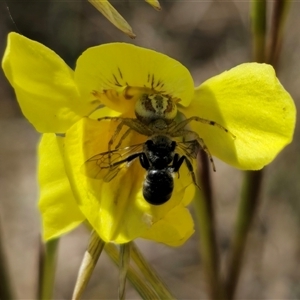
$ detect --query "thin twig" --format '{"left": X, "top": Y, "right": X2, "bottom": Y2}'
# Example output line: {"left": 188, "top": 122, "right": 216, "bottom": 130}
{"left": 131, "top": 242, "right": 175, "bottom": 299}
{"left": 194, "top": 151, "right": 223, "bottom": 299}
{"left": 105, "top": 243, "right": 159, "bottom": 300}
{"left": 72, "top": 231, "right": 105, "bottom": 300}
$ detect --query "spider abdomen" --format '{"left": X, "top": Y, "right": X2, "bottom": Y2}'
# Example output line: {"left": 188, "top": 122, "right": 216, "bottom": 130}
{"left": 135, "top": 93, "right": 177, "bottom": 125}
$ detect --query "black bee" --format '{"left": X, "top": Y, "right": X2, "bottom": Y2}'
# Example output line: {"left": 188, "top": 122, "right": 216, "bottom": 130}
{"left": 82, "top": 134, "right": 200, "bottom": 205}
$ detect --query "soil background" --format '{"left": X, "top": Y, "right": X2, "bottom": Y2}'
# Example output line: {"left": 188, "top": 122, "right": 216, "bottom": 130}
{"left": 0, "top": 1, "right": 300, "bottom": 299}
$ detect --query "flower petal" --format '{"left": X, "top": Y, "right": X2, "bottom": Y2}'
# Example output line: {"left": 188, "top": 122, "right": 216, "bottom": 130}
{"left": 2, "top": 32, "right": 100, "bottom": 133}
{"left": 64, "top": 118, "right": 195, "bottom": 244}
{"left": 38, "top": 134, "right": 85, "bottom": 240}
{"left": 141, "top": 205, "right": 194, "bottom": 247}
{"left": 145, "top": 0, "right": 161, "bottom": 11}
{"left": 180, "top": 63, "right": 296, "bottom": 170}
{"left": 74, "top": 43, "right": 194, "bottom": 114}
{"left": 88, "top": 0, "right": 136, "bottom": 38}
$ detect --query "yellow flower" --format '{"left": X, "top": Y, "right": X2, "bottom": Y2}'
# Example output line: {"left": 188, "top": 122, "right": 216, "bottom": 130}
{"left": 2, "top": 33, "right": 296, "bottom": 245}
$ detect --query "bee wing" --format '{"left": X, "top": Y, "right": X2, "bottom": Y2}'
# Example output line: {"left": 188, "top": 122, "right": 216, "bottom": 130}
{"left": 176, "top": 140, "right": 200, "bottom": 159}
{"left": 81, "top": 143, "right": 144, "bottom": 182}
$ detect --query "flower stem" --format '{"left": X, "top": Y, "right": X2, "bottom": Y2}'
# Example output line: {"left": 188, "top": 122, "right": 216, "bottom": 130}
{"left": 105, "top": 243, "right": 159, "bottom": 300}
{"left": 224, "top": 1, "right": 292, "bottom": 298}
{"left": 194, "top": 152, "right": 223, "bottom": 299}
{"left": 72, "top": 231, "right": 105, "bottom": 300}
{"left": 0, "top": 218, "right": 14, "bottom": 300}
{"left": 38, "top": 238, "right": 59, "bottom": 300}
{"left": 267, "top": 0, "right": 291, "bottom": 67}
{"left": 224, "top": 170, "right": 263, "bottom": 300}
{"left": 251, "top": 0, "right": 267, "bottom": 62}
{"left": 119, "top": 243, "right": 131, "bottom": 300}
{"left": 223, "top": 3, "right": 268, "bottom": 297}
{"left": 131, "top": 242, "right": 175, "bottom": 299}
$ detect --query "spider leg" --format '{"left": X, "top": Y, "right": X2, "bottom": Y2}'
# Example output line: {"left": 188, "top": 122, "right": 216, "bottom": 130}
{"left": 97, "top": 117, "right": 153, "bottom": 163}
{"left": 97, "top": 116, "right": 125, "bottom": 147}
{"left": 172, "top": 129, "right": 216, "bottom": 172}
{"left": 122, "top": 119, "right": 154, "bottom": 136}
{"left": 171, "top": 116, "right": 235, "bottom": 138}
{"left": 196, "top": 137, "right": 216, "bottom": 172}
{"left": 114, "top": 128, "right": 132, "bottom": 149}
{"left": 97, "top": 117, "right": 127, "bottom": 163}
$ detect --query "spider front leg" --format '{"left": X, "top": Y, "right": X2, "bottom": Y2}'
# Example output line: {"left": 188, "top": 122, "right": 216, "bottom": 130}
{"left": 114, "top": 128, "right": 132, "bottom": 149}
{"left": 196, "top": 136, "right": 216, "bottom": 172}
{"left": 171, "top": 116, "right": 235, "bottom": 138}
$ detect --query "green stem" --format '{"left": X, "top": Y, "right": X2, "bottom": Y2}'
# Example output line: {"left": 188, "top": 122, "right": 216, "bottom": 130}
{"left": 224, "top": 170, "right": 263, "bottom": 300}
{"left": 251, "top": 0, "right": 267, "bottom": 62}
{"left": 105, "top": 243, "right": 159, "bottom": 300}
{"left": 0, "top": 219, "right": 14, "bottom": 300}
{"left": 131, "top": 242, "right": 175, "bottom": 299}
{"left": 267, "top": 0, "right": 291, "bottom": 67}
{"left": 194, "top": 152, "right": 222, "bottom": 299}
{"left": 38, "top": 238, "right": 59, "bottom": 300}
{"left": 72, "top": 231, "right": 105, "bottom": 300}
{"left": 224, "top": 1, "right": 292, "bottom": 298}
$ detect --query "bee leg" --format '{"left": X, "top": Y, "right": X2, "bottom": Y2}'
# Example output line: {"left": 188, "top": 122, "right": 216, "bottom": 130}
{"left": 139, "top": 153, "right": 150, "bottom": 170}
{"left": 172, "top": 153, "right": 180, "bottom": 179}
{"left": 173, "top": 155, "right": 200, "bottom": 189}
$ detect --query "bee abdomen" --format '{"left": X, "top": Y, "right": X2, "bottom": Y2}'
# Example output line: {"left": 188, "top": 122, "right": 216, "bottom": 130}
{"left": 143, "top": 169, "right": 174, "bottom": 205}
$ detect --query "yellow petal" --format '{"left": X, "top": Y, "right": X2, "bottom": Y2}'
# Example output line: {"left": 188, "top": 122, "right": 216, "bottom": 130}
{"left": 64, "top": 118, "right": 195, "bottom": 244}
{"left": 88, "top": 0, "right": 136, "bottom": 38}
{"left": 74, "top": 43, "right": 194, "bottom": 114}
{"left": 141, "top": 206, "right": 194, "bottom": 247}
{"left": 180, "top": 63, "right": 296, "bottom": 170}
{"left": 2, "top": 32, "right": 100, "bottom": 133}
{"left": 38, "top": 134, "right": 85, "bottom": 240}
{"left": 145, "top": 0, "right": 161, "bottom": 11}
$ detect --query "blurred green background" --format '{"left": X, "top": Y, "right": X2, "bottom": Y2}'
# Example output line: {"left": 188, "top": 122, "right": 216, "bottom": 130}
{"left": 0, "top": 1, "right": 299, "bottom": 299}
